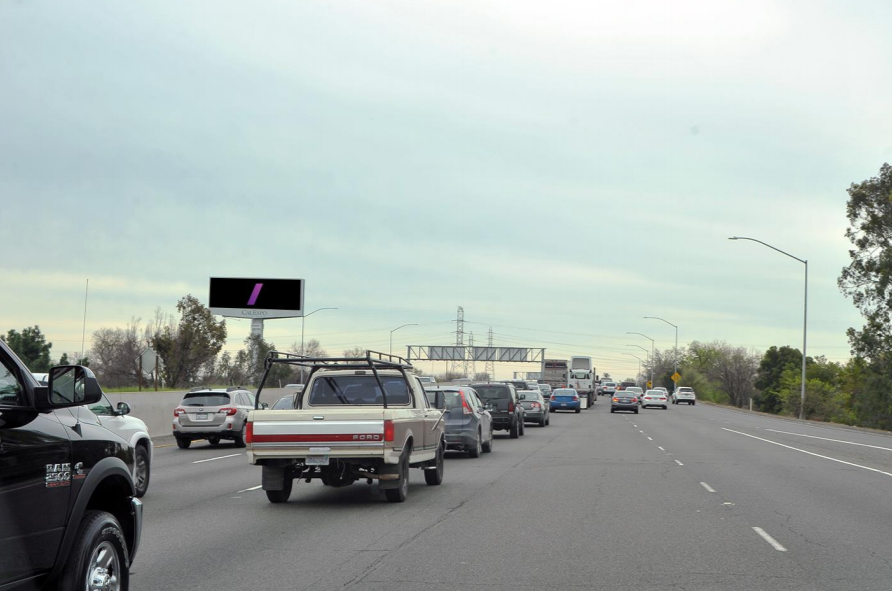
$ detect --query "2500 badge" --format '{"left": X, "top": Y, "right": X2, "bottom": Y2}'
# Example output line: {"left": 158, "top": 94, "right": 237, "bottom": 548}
{"left": 45, "top": 462, "right": 85, "bottom": 487}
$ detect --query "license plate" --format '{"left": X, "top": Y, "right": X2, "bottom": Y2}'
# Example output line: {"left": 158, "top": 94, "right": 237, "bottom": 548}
{"left": 306, "top": 455, "right": 329, "bottom": 466}
{"left": 561, "top": 403, "right": 567, "bottom": 407}
{"left": 196, "top": 413, "right": 208, "bottom": 420}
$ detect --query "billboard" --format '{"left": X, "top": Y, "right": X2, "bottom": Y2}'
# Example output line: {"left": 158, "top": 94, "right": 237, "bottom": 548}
{"left": 209, "top": 277, "right": 305, "bottom": 319}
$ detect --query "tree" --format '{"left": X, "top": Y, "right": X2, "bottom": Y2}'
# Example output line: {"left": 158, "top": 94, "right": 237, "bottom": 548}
{"left": 473, "top": 372, "right": 491, "bottom": 381}
{"left": 3, "top": 326, "right": 53, "bottom": 372}
{"left": 754, "top": 346, "right": 803, "bottom": 413}
{"left": 149, "top": 295, "right": 227, "bottom": 388}
{"left": 342, "top": 346, "right": 366, "bottom": 358}
{"left": 58, "top": 352, "right": 70, "bottom": 366}
{"left": 288, "top": 339, "right": 327, "bottom": 383}
{"left": 838, "top": 163, "right": 892, "bottom": 360}
{"left": 707, "top": 343, "right": 759, "bottom": 408}
{"left": 89, "top": 320, "right": 146, "bottom": 388}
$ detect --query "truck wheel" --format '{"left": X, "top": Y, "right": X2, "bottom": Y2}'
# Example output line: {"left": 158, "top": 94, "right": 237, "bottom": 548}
{"left": 134, "top": 445, "right": 150, "bottom": 498}
{"left": 385, "top": 453, "right": 410, "bottom": 503}
{"left": 468, "top": 431, "right": 482, "bottom": 458}
{"left": 59, "top": 511, "right": 130, "bottom": 591}
{"left": 425, "top": 443, "right": 444, "bottom": 485}
{"left": 176, "top": 437, "right": 191, "bottom": 449}
{"left": 234, "top": 422, "right": 247, "bottom": 448}
{"left": 509, "top": 420, "right": 519, "bottom": 439}
{"left": 266, "top": 476, "right": 293, "bottom": 503}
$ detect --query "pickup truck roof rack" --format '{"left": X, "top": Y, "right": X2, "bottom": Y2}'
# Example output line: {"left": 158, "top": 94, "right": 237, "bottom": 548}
{"left": 253, "top": 350, "right": 414, "bottom": 410}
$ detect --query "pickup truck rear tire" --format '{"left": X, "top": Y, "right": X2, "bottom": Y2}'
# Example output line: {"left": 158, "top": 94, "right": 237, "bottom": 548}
{"left": 266, "top": 476, "right": 293, "bottom": 503}
{"left": 59, "top": 510, "right": 130, "bottom": 591}
{"left": 385, "top": 453, "right": 410, "bottom": 503}
{"left": 424, "top": 444, "right": 444, "bottom": 485}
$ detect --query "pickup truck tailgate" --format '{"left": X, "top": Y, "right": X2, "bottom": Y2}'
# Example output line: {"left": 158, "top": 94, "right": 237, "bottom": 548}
{"left": 247, "top": 409, "right": 387, "bottom": 462}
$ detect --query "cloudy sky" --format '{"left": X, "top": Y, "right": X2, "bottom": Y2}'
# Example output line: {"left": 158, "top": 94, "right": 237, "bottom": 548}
{"left": 2, "top": 0, "right": 890, "bottom": 379}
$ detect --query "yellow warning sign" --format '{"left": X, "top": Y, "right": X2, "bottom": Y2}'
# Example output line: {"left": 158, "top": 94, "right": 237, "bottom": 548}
{"left": 671, "top": 372, "right": 681, "bottom": 383}
{"left": 646, "top": 381, "right": 653, "bottom": 389}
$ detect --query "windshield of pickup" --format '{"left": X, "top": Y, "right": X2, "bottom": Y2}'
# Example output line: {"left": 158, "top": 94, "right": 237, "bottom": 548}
{"left": 308, "top": 375, "right": 411, "bottom": 405}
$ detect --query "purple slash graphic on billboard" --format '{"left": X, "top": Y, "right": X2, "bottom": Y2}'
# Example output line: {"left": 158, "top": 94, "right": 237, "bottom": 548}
{"left": 247, "top": 283, "right": 263, "bottom": 306}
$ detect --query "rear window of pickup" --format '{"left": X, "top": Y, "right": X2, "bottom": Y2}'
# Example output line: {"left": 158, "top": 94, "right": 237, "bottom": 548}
{"left": 308, "top": 375, "right": 411, "bottom": 405}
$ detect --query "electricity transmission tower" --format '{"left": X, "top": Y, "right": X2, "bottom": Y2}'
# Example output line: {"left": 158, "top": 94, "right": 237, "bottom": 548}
{"left": 485, "top": 327, "right": 495, "bottom": 378}
{"left": 467, "top": 332, "right": 475, "bottom": 378}
{"left": 449, "top": 306, "right": 465, "bottom": 375}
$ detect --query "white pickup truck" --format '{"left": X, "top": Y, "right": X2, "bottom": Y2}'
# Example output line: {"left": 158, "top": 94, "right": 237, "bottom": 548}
{"left": 247, "top": 351, "right": 447, "bottom": 504}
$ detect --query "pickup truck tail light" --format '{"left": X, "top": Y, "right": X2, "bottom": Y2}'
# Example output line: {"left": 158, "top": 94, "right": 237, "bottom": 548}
{"left": 246, "top": 420, "right": 254, "bottom": 444}
{"left": 384, "top": 420, "right": 395, "bottom": 442}
{"left": 217, "top": 407, "right": 238, "bottom": 416}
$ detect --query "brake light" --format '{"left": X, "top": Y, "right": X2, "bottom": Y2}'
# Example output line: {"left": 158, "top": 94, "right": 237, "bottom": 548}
{"left": 530, "top": 402, "right": 541, "bottom": 409}
{"left": 572, "top": 395, "right": 579, "bottom": 401}
{"left": 612, "top": 398, "right": 619, "bottom": 402}
{"left": 508, "top": 402, "right": 514, "bottom": 413}
{"left": 217, "top": 407, "right": 238, "bottom": 416}
{"left": 551, "top": 394, "right": 556, "bottom": 400}
{"left": 460, "top": 391, "right": 472, "bottom": 415}
{"left": 246, "top": 421, "right": 254, "bottom": 444}
{"left": 384, "top": 420, "right": 395, "bottom": 442}
{"left": 173, "top": 408, "right": 184, "bottom": 417}
{"left": 632, "top": 398, "right": 638, "bottom": 403}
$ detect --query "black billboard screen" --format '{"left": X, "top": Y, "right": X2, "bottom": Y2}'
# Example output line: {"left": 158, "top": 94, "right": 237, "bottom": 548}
{"left": 209, "top": 278, "right": 304, "bottom": 317}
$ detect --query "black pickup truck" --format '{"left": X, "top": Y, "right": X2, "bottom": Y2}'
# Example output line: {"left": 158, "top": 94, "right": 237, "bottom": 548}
{"left": 0, "top": 339, "right": 143, "bottom": 590}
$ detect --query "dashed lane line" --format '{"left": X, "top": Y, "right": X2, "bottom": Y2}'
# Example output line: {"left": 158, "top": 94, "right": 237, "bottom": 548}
{"left": 753, "top": 527, "right": 787, "bottom": 552}
{"left": 674, "top": 459, "right": 684, "bottom": 466}
{"left": 658, "top": 446, "right": 665, "bottom": 451}
{"left": 722, "top": 428, "right": 892, "bottom": 479}
{"left": 192, "top": 453, "right": 243, "bottom": 464}
{"left": 700, "top": 482, "right": 716, "bottom": 493}
{"left": 236, "top": 484, "right": 263, "bottom": 493}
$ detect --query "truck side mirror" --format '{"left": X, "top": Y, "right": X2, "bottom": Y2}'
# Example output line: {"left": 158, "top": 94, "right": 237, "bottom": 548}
{"left": 37, "top": 366, "right": 103, "bottom": 411}
{"left": 433, "top": 391, "right": 446, "bottom": 410}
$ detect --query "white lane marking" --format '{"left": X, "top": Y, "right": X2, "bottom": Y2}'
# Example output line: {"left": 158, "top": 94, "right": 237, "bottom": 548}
{"left": 632, "top": 424, "right": 637, "bottom": 428}
{"left": 658, "top": 446, "right": 665, "bottom": 451}
{"left": 192, "top": 453, "right": 243, "bottom": 464}
{"left": 674, "top": 459, "right": 684, "bottom": 466}
{"left": 237, "top": 484, "right": 263, "bottom": 493}
{"left": 700, "top": 482, "right": 716, "bottom": 493}
{"left": 647, "top": 437, "right": 653, "bottom": 441}
{"left": 765, "top": 429, "right": 892, "bottom": 452}
{"left": 639, "top": 430, "right": 645, "bottom": 433}
{"left": 753, "top": 527, "right": 787, "bottom": 551}
{"left": 723, "top": 429, "right": 892, "bottom": 478}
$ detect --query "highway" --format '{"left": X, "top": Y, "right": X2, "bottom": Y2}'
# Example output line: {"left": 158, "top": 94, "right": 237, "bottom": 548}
{"left": 132, "top": 401, "right": 892, "bottom": 590}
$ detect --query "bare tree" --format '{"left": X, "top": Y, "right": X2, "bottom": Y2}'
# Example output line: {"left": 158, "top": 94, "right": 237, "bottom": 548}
{"left": 89, "top": 319, "right": 146, "bottom": 388}
{"left": 342, "top": 346, "right": 366, "bottom": 358}
{"left": 709, "top": 344, "right": 760, "bottom": 407}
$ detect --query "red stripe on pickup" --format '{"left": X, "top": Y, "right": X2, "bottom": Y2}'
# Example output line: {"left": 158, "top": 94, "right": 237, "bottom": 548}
{"left": 251, "top": 433, "right": 383, "bottom": 443}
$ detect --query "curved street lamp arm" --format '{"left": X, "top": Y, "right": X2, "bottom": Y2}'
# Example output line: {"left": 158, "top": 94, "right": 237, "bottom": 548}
{"left": 644, "top": 316, "right": 677, "bottom": 329}
{"left": 728, "top": 236, "right": 806, "bottom": 264}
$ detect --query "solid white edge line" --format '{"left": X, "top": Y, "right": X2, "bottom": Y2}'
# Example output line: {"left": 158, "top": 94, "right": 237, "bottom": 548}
{"left": 236, "top": 484, "right": 263, "bottom": 493}
{"left": 700, "top": 481, "right": 716, "bottom": 493}
{"left": 765, "top": 429, "right": 892, "bottom": 452}
{"left": 192, "top": 453, "right": 243, "bottom": 464}
{"left": 753, "top": 527, "right": 787, "bottom": 551}
{"left": 722, "top": 428, "right": 892, "bottom": 478}
{"left": 674, "top": 459, "right": 684, "bottom": 466}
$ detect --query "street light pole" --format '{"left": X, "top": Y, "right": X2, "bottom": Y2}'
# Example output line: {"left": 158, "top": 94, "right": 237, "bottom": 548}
{"left": 644, "top": 317, "right": 678, "bottom": 392}
{"left": 729, "top": 236, "right": 808, "bottom": 420}
{"left": 390, "top": 323, "right": 418, "bottom": 355}
{"left": 627, "top": 332, "right": 654, "bottom": 388}
{"left": 623, "top": 353, "right": 643, "bottom": 387}
{"left": 626, "top": 344, "right": 649, "bottom": 369}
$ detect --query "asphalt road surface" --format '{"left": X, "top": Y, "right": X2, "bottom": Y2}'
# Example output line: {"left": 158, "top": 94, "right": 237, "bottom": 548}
{"left": 133, "top": 401, "right": 892, "bottom": 590}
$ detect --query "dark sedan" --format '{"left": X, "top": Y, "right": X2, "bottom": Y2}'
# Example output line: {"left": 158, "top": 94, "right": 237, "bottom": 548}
{"left": 611, "top": 392, "right": 639, "bottom": 414}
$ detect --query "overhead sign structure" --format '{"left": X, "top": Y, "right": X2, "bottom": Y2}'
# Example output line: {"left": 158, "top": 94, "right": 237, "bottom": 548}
{"left": 407, "top": 346, "right": 545, "bottom": 364}
{"left": 671, "top": 372, "right": 681, "bottom": 383}
{"left": 209, "top": 277, "right": 305, "bottom": 319}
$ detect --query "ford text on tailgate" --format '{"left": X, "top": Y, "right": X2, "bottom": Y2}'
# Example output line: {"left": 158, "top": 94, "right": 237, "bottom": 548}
{"left": 246, "top": 351, "right": 447, "bottom": 503}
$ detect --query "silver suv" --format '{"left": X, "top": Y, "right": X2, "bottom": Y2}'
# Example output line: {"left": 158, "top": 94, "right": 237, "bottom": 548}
{"left": 173, "top": 387, "right": 262, "bottom": 448}
{"left": 672, "top": 387, "right": 696, "bottom": 405}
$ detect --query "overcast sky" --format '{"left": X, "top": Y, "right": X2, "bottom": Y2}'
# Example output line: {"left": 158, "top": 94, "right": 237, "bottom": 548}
{"left": 2, "top": 0, "right": 890, "bottom": 379}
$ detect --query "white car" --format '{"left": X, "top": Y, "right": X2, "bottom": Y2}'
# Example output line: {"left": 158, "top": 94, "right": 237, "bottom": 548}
{"left": 87, "top": 394, "right": 154, "bottom": 497}
{"left": 416, "top": 376, "right": 438, "bottom": 390}
{"left": 641, "top": 390, "right": 669, "bottom": 409}
{"left": 673, "top": 387, "right": 696, "bottom": 405}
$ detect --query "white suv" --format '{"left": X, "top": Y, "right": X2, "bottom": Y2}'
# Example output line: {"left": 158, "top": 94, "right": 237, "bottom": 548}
{"left": 673, "top": 387, "right": 696, "bottom": 405}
